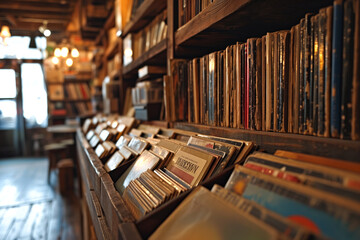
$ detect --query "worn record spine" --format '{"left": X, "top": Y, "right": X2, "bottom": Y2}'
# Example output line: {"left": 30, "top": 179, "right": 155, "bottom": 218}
{"left": 288, "top": 27, "right": 295, "bottom": 133}
{"left": 230, "top": 45, "right": 236, "bottom": 128}
{"left": 266, "top": 33, "right": 274, "bottom": 131}
{"left": 313, "top": 14, "right": 320, "bottom": 135}
{"left": 203, "top": 56, "right": 209, "bottom": 125}
{"left": 261, "top": 36, "right": 267, "bottom": 131}
{"left": 232, "top": 45, "right": 238, "bottom": 128}
{"left": 340, "top": 0, "right": 355, "bottom": 139}
{"left": 179, "top": 60, "right": 188, "bottom": 121}
{"left": 318, "top": 9, "right": 326, "bottom": 136}
{"left": 199, "top": 57, "right": 204, "bottom": 124}
{"left": 255, "top": 38, "right": 263, "bottom": 131}
{"left": 325, "top": 6, "right": 333, "bottom": 137}
{"left": 245, "top": 43, "right": 249, "bottom": 129}
{"left": 293, "top": 24, "right": 300, "bottom": 134}
{"left": 299, "top": 18, "right": 305, "bottom": 134}
{"left": 225, "top": 46, "right": 231, "bottom": 127}
{"left": 248, "top": 38, "right": 257, "bottom": 130}
{"left": 309, "top": 15, "right": 315, "bottom": 135}
{"left": 188, "top": 61, "right": 194, "bottom": 123}
{"left": 236, "top": 42, "right": 242, "bottom": 128}
{"left": 278, "top": 31, "right": 290, "bottom": 133}
{"left": 247, "top": 39, "right": 253, "bottom": 130}
{"left": 193, "top": 58, "right": 200, "bottom": 124}
{"left": 273, "top": 32, "right": 279, "bottom": 132}
{"left": 351, "top": 0, "right": 360, "bottom": 140}
{"left": 304, "top": 13, "right": 313, "bottom": 135}
{"left": 331, "top": 0, "right": 344, "bottom": 138}
{"left": 208, "top": 52, "right": 216, "bottom": 126}
{"left": 240, "top": 44, "right": 246, "bottom": 129}
{"left": 218, "top": 51, "right": 225, "bottom": 127}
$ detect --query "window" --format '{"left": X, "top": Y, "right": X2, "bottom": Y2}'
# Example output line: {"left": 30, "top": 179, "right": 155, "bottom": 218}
{"left": 21, "top": 63, "right": 48, "bottom": 128}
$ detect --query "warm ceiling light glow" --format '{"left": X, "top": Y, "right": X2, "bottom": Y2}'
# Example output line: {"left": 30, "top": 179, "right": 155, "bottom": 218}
{"left": 0, "top": 26, "right": 11, "bottom": 45}
{"left": 52, "top": 57, "right": 59, "bottom": 65}
{"left": 71, "top": 48, "right": 79, "bottom": 58}
{"left": 124, "top": 48, "right": 133, "bottom": 57}
{"left": 43, "top": 29, "right": 51, "bottom": 37}
{"left": 61, "top": 47, "right": 69, "bottom": 57}
{"left": 54, "top": 48, "right": 61, "bottom": 57}
{"left": 0, "top": 26, "right": 11, "bottom": 38}
{"left": 66, "top": 58, "right": 73, "bottom": 67}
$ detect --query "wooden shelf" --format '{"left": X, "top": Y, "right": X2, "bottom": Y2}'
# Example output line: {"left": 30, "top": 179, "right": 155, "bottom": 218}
{"left": 122, "top": 39, "right": 167, "bottom": 79}
{"left": 64, "top": 79, "right": 91, "bottom": 83}
{"left": 95, "top": 9, "right": 115, "bottom": 46}
{"left": 122, "top": 0, "right": 167, "bottom": 37}
{"left": 65, "top": 99, "right": 91, "bottom": 102}
{"left": 46, "top": 82, "right": 64, "bottom": 85}
{"left": 49, "top": 114, "right": 67, "bottom": 119}
{"left": 105, "top": 40, "right": 120, "bottom": 60}
{"left": 174, "top": 0, "right": 333, "bottom": 58}
{"left": 109, "top": 69, "right": 120, "bottom": 80}
{"left": 174, "top": 122, "right": 360, "bottom": 163}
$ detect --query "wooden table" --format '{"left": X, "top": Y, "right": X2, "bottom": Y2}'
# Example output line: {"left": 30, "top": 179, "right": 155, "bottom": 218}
{"left": 46, "top": 125, "right": 81, "bottom": 195}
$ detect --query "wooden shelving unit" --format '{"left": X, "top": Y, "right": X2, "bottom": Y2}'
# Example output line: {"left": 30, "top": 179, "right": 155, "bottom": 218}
{"left": 174, "top": 122, "right": 360, "bottom": 162}
{"left": 122, "top": 0, "right": 167, "bottom": 36}
{"left": 46, "top": 75, "right": 93, "bottom": 125}
{"left": 122, "top": 39, "right": 167, "bottom": 79}
{"left": 95, "top": 9, "right": 116, "bottom": 46}
{"left": 80, "top": 0, "right": 360, "bottom": 239}
{"left": 174, "top": 0, "right": 333, "bottom": 58}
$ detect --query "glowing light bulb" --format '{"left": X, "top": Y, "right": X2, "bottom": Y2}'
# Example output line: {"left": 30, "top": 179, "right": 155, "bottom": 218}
{"left": 54, "top": 48, "right": 61, "bottom": 57}
{"left": 61, "top": 47, "right": 69, "bottom": 57}
{"left": 71, "top": 48, "right": 79, "bottom": 58}
{"left": 124, "top": 48, "right": 133, "bottom": 57}
{"left": 52, "top": 57, "right": 59, "bottom": 65}
{"left": 44, "top": 29, "right": 51, "bottom": 37}
{"left": 66, "top": 58, "right": 73, "bottom": 67}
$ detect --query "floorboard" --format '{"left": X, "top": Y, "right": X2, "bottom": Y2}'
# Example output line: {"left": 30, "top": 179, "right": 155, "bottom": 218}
{"left": 0, "top": 157, "right": 81, "bottom": 240}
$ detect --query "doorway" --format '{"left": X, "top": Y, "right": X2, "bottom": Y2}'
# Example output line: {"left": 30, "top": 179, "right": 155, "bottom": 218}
{"left": 0, "top": 59, "right": 48, "bottom": 157}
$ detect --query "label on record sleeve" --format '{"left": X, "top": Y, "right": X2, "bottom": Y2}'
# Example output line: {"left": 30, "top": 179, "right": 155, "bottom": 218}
{"left": 167, "top": 151, "right": 208, "bottom": 187}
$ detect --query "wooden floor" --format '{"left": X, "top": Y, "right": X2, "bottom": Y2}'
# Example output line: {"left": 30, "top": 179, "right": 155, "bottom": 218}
{"left": 0, "top": 157, "right": 81, "bottom": 240}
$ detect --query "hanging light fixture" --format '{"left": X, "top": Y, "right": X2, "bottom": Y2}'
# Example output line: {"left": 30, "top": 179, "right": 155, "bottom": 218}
{"left": 39, "top": 21, "right": 51, "bottom": 37}
{"left": 29, "top": 35, "right": 37, "bottom": 49}
{"left": 0, "top": 25, "right": 11, "bottom": 45}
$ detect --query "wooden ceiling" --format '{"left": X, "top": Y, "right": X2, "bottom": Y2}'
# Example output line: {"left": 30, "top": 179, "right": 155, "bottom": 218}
{"left": 0, "top": 0, "right": 111, "bottom": 43}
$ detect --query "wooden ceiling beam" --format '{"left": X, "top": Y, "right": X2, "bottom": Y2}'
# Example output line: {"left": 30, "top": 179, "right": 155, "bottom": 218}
{"left": 5, "top": 15, "right": 18, "bottom": 26}
{"left": 7, "top": 22, "right": 68, "bottom": 32}
{"left": 0, "top": 1, "right": 73, "bottom": 9}
{"left": 17, "top": 18, "right": 69, "bottom": 24}
{"left": 8, "top": 0, "right": 77, "bottom": 3}
{"left": 0, "top": 5, "right": 73, "bottom": 14}
{"left": 0, "top": 11, "right": 72, "bottom": 20}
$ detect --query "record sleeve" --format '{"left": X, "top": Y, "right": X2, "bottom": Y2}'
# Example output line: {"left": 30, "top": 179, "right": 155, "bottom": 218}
{"left": 165, "top": 146, "right": 215, "bottom": 187}
{"left": 149, "top": 186, "right": 279, "bottom": 240}
{"left": 104, "top": 151, "right": 125, "bottom": 172}
{"left": 225, "top": 165, "right": 360, "bottom": 239}
{"left": 115, "top": 150, "right": 161, "bottom": 194}
{"left": 127, "top": 137, "right": 149, "bottom": 154}
{"left": 211, "top": 184, "right": 321, "bottom": 240}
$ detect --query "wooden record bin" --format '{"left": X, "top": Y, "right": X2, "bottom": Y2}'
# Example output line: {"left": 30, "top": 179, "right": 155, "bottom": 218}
{"left": 76, "top": 128, "right": 236, "bottom": 239}
{"left": 80, "top": 0, "right": 360, "bottom": 239}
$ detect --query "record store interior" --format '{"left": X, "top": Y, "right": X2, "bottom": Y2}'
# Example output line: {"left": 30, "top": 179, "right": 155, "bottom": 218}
{"left": 0, "top": 0, "right": 359, "bottom": 239}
